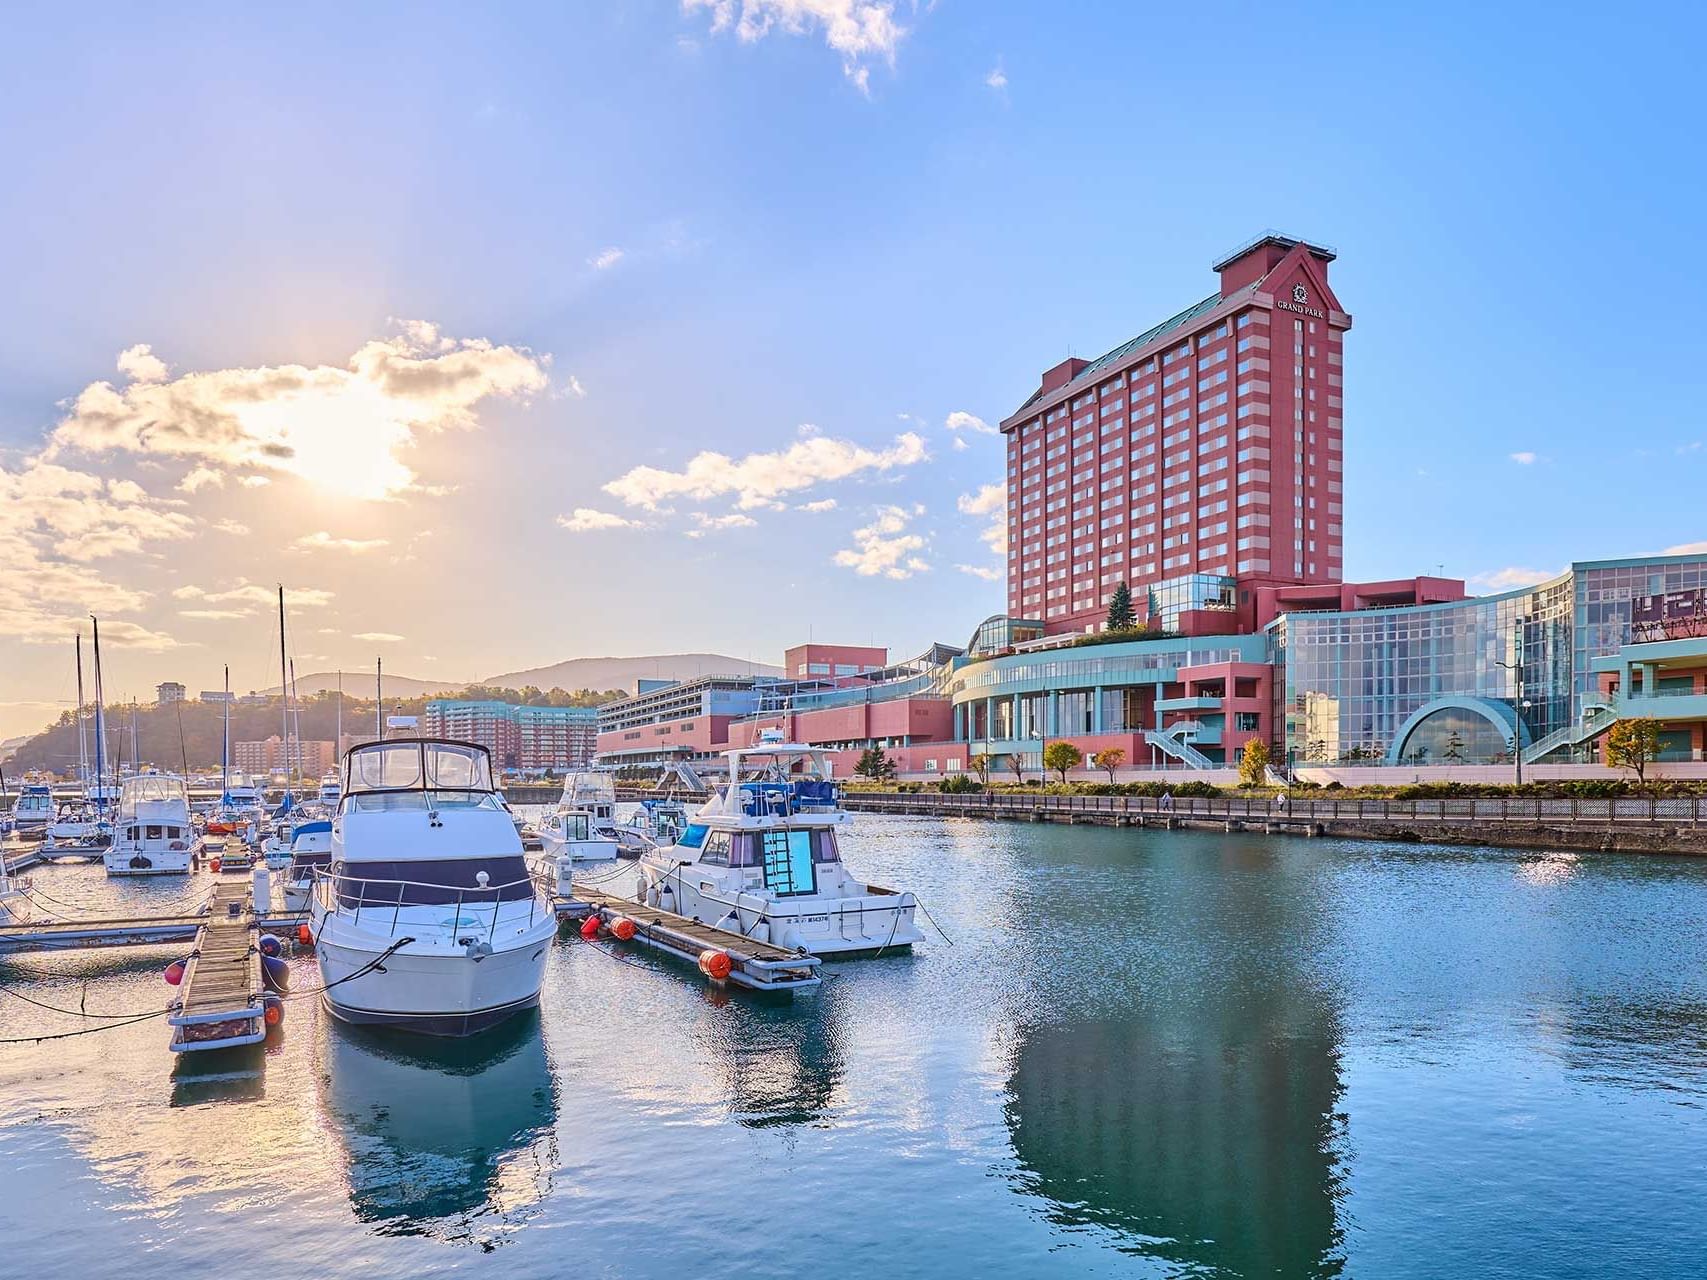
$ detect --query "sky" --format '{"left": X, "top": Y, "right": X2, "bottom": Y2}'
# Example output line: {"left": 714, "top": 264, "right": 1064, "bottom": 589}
{"left": 1, "top": 1, "right": 1704, "bottom": 738}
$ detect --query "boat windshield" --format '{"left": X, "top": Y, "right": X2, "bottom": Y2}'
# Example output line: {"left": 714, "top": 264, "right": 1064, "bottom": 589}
{"left": 118, "top": 775, "right": 187, "bottom": 814}
{"left": 344, "top": 740, "right": 495, "bottom": 796}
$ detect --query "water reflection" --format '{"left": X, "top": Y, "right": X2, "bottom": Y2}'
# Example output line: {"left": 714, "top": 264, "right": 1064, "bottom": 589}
{"left": 1000, "top": 832, "right": 1350, "bottom": 1277}
{"left": 318, "top": 1013, "right": 558, "bottom": 1240}
{"left": 695, "top": 981, "right": 848, "bottom": 1128}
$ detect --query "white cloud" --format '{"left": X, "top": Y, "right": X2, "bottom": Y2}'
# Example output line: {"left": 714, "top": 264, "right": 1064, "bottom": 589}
{"left": 49, "top": 320, "right": 551, "bottom": 501}
{"left": 957, "top": 480, "right": 1007, "bottom": 558}
{"left": 833, "top": 504, "right": 930, "bottom": 579}
{"left": 797, "top": 498, "right": 838, "bottom": 513}
{"left": 562, "top": 375, "right": 587, "bottom": 399}
{"left": 1469, "top": 566, "right": 1561, "bottom": 592}
{"left": 116, "top": 343, "right": 168, "bottom": 383}
{"left": 1664, "top": 541, "right": 1707, "bottom": 555}
{"left": 354, "top": 631, "right": 404, "bottom": 643}
{"left": 1509, "top": 451, "right": 1537, "bottom": 465}
{"left": 956, "top": 563, "right": 1000, "bottom": 581}
{"left": 605, "top": 429, "right": 927, "bottom": 511}
{"left": 683, "top": 0, "right": 909, "bottom": 93}
{"left": 212, "top": 519, "right": 249, "bottom": 536}
{"left": 691, "top": 512, "right": 758, "bottom": 532}
{"left": 177, "top": 465, "right": 225, "bottom": 493}
{"left": 179, "top": 608, "right": 251, "bottom": 621}
{"left": 985, "top": 63, "right": 1007, "bottom": 91}
{"left": 173, "top": 580, "right": 334, "bottom": 612}
{"left": 945, "top": 410, "right": 996, "bottom": 436}
{"left": 291, "top": 530, "right": 390, "bottom": 554}
{"left": 557, "top": 507, "right": 645, "bottom": 532}
{"left": 589, "top": 247, "right": 625, "bottom": 270}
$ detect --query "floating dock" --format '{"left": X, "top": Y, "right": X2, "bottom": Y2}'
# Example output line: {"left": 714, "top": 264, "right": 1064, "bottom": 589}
{"left": 573, "top": 885, "right": 821, "bottom": 991}
{"left": 167, "top": 883, "right": 265, "bottom": 1053}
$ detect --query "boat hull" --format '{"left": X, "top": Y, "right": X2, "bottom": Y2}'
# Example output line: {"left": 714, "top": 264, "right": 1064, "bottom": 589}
{"left": 103, "top": 848, "right": 194, "bottom": 876}
{"left": 643, "top": 871, "right": 925, "bottom": 958}
{"left": 313, "top": 925, "right": 555, "bottom": 1039}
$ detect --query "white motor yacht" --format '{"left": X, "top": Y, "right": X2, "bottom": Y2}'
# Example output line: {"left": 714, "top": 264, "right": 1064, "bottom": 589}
{"left": 10, "top": 784, "right": 55, "bottom": 837}
{"left": 317, "top": 773, "right": 342, "bottom": 808}
{"left": 282, "top": 819, "right": 333, "bottom": 912}
{"left": 103, "top": 774, "right": 200, "bottom": 876}
{"left": 637, "top": 742, "right": 924, "bottom": 958}
{"left": 308, "top": 739, "right": 557, "bottom": 1036}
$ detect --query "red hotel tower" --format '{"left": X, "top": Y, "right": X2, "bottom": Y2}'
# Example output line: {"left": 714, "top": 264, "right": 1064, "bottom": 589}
{"left": 1000, "top": 233, "right": 1351, "bottom": 633}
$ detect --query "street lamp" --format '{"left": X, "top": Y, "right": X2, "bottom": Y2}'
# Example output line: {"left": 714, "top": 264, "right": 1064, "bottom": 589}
{"left": 1494, "top": 634, "right": 1527, "bottom": 787}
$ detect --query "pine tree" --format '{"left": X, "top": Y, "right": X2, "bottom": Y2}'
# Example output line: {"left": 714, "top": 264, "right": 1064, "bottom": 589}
{"left": 1106, "top": 581, "right": 1136, "bottom": 631}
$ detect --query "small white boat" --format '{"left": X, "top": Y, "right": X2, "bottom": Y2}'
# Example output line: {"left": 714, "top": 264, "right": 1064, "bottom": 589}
{"left": 10, "top": 784, "right": 55, "bottom": 837}
{"left": 637, "top": 741, "right": 923, "bottom": 958}
{"left": 282, "top": 819, "right": 333, "bottom": 912}
{"left": 308, "top": 739, "right": 557, "bottom": 1036}
{"left": 317, "top": 773, "right": 341, "bottom": 808}
{"left": 103, "top": 774, "right": 201, "bottom": 876}
{"left": 534, "top": 809, "right": 619, "bottom": 897}
{"left": 43, "top": 799, "right": 112, "bottom": 852}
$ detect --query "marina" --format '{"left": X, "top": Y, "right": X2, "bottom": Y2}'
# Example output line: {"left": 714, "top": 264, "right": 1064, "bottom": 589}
{"left": 6, "top": 812, "right": 1707, "bottom": 1275}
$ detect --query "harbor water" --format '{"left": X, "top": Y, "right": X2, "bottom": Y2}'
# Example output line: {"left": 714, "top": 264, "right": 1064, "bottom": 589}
{"left": 4, "top": 814, "right": 1707, "bottom": 1277}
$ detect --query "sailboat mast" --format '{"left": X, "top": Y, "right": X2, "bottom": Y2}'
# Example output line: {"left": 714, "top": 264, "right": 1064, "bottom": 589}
{"left": 289, "top": 659, "right": 301, "bottom": 781}
{"left": 221, "top": 664, "right": 231, "bottom": 798}
{"left": 375, "top": 658, "right": 383, "bottom": 738}
{"left": 336, "top": 669, "right": 343, "bottom": 761}
{"left": 277, "top": 584, "right": 292, "bottom": 790}
{"left": 90, "top": 617, "right": 107, "bottom": 811}
{"left": 75, "top": 632, "right": 88, "bottom": 789}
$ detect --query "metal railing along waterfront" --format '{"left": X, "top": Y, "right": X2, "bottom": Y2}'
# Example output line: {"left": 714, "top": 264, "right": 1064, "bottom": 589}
{"left": 836, "top": 791, "right": 1707, "bottom": 827}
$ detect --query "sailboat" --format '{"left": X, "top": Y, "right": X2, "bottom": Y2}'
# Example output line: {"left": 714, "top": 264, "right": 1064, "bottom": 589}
{"left": 45, "top": 634, "right": 112, "bottom": 853}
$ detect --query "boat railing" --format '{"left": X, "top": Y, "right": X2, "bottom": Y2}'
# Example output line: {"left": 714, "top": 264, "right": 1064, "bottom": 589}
{"left": 311, "top": 866, "right": 551, "bottom": 942}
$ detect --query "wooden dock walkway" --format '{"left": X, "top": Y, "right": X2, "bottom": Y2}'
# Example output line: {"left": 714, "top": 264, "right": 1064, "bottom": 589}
{"left": 167, "top": 883, "right": 265, "bottom": 1053}
{"left": 575, "top": 885, "right": 821, "bottom": 991}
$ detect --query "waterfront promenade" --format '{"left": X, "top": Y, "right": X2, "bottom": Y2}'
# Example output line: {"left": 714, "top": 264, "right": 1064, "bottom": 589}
{"left": 832, "top": 790, "right": 1707, "bottom": 855}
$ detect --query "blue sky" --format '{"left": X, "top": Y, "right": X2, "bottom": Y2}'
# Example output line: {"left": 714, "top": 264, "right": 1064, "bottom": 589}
{"left": 1, "top": 2, "right": 1703, "bottom": 736}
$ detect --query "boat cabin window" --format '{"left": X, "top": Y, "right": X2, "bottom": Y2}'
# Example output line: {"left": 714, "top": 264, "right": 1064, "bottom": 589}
{"left": 700, "top": 831, "right": 734, "bottom": 866}
{"left": 812, "top": 829, "right": 839, "bottom": 863}
{"left": 760, "top": 829, "right": 818, "bottom": 897}
{"left": 344, "top": 741, "right": 495, "bottom": 797}
{"left": 677, "top": 823, "right": 708, "bottom": 850}
{"left": 146, "top": 825, "right": 162, "bottom": 840}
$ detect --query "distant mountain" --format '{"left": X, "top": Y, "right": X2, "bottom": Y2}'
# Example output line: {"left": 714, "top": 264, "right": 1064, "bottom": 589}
{"left": 268, "top": 672, "right": 464, "bottom": 698}
{"left": 0, "top": 735, "right": 29, "bottom": 763}
{"left": 480, "top": 653, "right": 781, "bottom": 692}
{"left": 273, "top": 654, "right": 781, "bottom": 701}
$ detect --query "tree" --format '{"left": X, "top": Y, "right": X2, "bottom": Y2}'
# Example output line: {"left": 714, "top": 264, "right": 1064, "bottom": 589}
{"left": 1606, "top": 718, "right": 1661, "bottom": 781}
{"left": 1042, "top": 740, "right": 1083, "bottom": 783}
{"left": 1006, "top": 751, "right": 1025, "bottom": 784}
{"left": 1239, "top": 737, "right": 1271, "bottom": 788}
{"left": 1091, "top": 747, "right": 1125, "bottom": 782}
{"left": 1105, "top": 581, "right": 1136, "bottom": 631}
{"left": 854, "top": 747, "right": 897, "bottom": 781}
{"left": 968, "top": 752, "right": 992, "bottom": 785}
{"left": 1442, "top": 730, "right": 1466, "bottom": 763}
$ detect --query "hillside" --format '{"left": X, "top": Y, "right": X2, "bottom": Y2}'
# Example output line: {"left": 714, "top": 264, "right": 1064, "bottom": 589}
{"left": 268, "top": 672, "right": 463, "bottom": 698}
{"left": 480, "top": 653, "right": 781, "bottom": 691}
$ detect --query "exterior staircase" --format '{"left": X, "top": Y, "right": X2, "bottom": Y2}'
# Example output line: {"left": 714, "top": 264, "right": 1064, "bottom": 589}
{"left": 1145, "top": 722, "right": 1216, "bottom": 770}
{"left": 1522, "top": 700, "right": 1619, "bottom": 765}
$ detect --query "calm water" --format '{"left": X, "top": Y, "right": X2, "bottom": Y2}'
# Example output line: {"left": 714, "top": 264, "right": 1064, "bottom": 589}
{"left": 4, "top": 816, "right": 1707, "bottom": 1278}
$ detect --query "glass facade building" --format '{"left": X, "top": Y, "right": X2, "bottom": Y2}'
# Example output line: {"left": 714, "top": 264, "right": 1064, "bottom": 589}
{"left": 1270, "top": 556, "right": 1707, "bottom": 766}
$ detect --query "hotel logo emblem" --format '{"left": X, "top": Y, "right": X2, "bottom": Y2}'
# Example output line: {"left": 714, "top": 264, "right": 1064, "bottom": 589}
{"left": 1293, "top": 284, "right": 1308, "bottom": 304}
